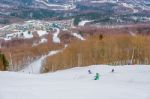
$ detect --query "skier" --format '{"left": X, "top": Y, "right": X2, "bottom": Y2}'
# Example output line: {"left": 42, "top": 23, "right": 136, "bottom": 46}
{"left": 111, "top": 68, "right": 115, "bottom": 73}
{"left": 94, "top": 73, "right": 100, "bottom": 80}
{"left": 88, "top": 70, "right": 92, "bottom": 74}
{"left": 0, "top": 51, "right": 9, "bottom": 71}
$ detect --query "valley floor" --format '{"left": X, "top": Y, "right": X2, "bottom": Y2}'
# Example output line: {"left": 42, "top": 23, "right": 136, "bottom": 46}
{"left": 0, "top": 65, "right": 150, "bottom": 99}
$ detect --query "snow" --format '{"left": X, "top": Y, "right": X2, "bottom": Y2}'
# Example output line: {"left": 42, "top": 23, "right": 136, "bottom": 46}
{"left": 0, "top": 25, "right": 9, "bottom": 30}
{"left": 37, "top": 30, "right": 48, "bottom": 37}
{"left": 35, "top": 0, "right": 63, "bottom": 7}
{"left": 40, "top": 38, "right": 47, "bottom": 43}
{"left": 3, "top": 31, "right": 33, "bottom": 41}
{"left": 78, "top": 20, "right": 92, "bottom": 26}
{"left": 52, "top": 28, "right": 60, "bottom": 43}
{"left": 121, "top": 3, "right": 138, "bottom": 13}
{"left": 19, "top": 50, "right": 61, "bottom": 74}
{"left": 129, "top": 31, "right": 136, "bottom": 37}
{"left": 71, "top": 33, "right": 85, "bottom": 40}
{"left": 32, "top": 38, "right": 47, "bottom": 46}
{"left": 3, "top": 37, "right": 11, "bottom": 41}
{"left": 0, "top": 65, "right": 150, "bottom": 99}
{"left": 22, "top": 31, "right": 33, "bottom": 39}
{"left": 91, "top": 0, "right": 117, "bottom": 4}
{"left": 35, "top": 0, "right": 75, "bottom": 10}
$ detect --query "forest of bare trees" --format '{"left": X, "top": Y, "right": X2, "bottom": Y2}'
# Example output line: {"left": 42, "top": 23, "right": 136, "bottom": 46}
{"left": 42, "top": 34, "right": 150, "bottom": 72}
{"left": 0, "top": 38, "right": 63, "bottom": 71}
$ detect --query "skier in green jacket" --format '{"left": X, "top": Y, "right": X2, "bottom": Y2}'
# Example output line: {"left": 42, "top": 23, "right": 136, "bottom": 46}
{"left": 94, "top": 73, "right": 100, "bottom": 80}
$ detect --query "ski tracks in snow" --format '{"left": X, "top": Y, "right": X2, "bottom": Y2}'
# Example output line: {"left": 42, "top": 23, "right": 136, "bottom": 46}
{"left": 19, "top": 49, "right": 62, "bottom": 74}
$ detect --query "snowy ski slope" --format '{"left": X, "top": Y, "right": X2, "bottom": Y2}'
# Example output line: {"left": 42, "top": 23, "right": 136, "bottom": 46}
{"left": 0, "top": 65, "right": 150, "bottom": 99}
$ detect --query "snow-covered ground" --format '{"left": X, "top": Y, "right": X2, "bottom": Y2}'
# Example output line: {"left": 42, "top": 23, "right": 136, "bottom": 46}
{"left": 37, "top": 30, "right": 48, "bottom": 37}
{"left": 121, "top": 3, "right": 139, "bottom": 13}
{"left": 39, "top": 38, "right": 47, "bottom": 43}
{"left": 78, "top": 20, "right": 92, "bottom": 26}
{"left": 91, "top": 0, "right": 117, "bottom": 4}
{"left": 35, "top": 0, "right": 75, "bottom": 10}
{"left": 0, "top": 25, "right": 9, "bottom": 30}
{"left": 3, "top": 29, "right": 48, "bottom": 41}
{"left": 71, "top": 33, "right": 85, "bottom": 40}
{"left": 4, "top": 31, "right": 33, "bottom": 41}
{"left": 35, "top": 0, "right": 66, "bottom": 7}
{"left": 32, "top": 38, "right": 47, "bottom": 46}
{"left": 19, "top": 50, "right": 61, "bottom": 74}
{"left": 52, "top": 28, "right": 60, "bottom": 43}
{"left": 129, "top": 31, "right": 136, "bottom": 37}
{"left": 0, "top": 65, "right": 150, "bottom": 99}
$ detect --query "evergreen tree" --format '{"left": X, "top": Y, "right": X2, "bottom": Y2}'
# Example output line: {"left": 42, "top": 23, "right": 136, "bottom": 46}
{"left": 0, "top": 52, "right": 9, "bottom": 71}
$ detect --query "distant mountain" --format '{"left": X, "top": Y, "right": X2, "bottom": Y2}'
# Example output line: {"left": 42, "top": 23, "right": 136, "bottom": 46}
{"left": 0, "top": 0, "right": 33, "bottom": 6}
{"left": 0, "top": 0, "right": 149, "bottom": 9}
{"left": 0, "top": 0, "right": 69, "bottom": 6}
{"left": 0, "top": 0, "right": 150, "bottom": 25}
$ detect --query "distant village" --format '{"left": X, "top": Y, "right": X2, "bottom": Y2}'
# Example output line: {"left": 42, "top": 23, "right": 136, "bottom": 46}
{"left": 0, "top": 19, "right": 74, "bottom": 41}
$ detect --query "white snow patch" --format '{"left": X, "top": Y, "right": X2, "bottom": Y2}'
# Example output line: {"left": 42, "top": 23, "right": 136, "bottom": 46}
{"left": 37, "top": 30, "right": 48, "bottom": 37}
{"left": 35, "top": 0, "right": 75, "bottom": 10}
{"left": 22, "top": 31, "right": 33, "bottom": 39}
{"left": 52, "top": 28, "right": 60, "bottom": 43}
{"left": 40, "top": 38, "right": 47, "bottom": 43}
{"left": 4, "top": 37, "right": 11, "bottom": 41}
{"left": 3, "top": 31, "right": 33, "bottom": 41}
{"left": 32, "top": 38, "right": 47, "bottom": 46}
{"left": 121, "top": 3, "right": 139, "bottom": 13}
{"left": 35, "top": 0, "right": 63, "bottom": 7}
{"left": 78, "top": 20, "right": 92, "bottom": 26}
{"left": 91, "top": 0, "right": 117, "bottom": 4}
{"left": 129, "top": 31, "right": 136, "bottom": 37}
{"left": 0, "top": 25, "right": 9, "bottom": 30}
{"left": 71, "top": 33, "right": 85, "bottom": 40}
